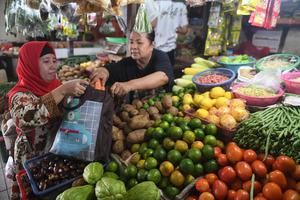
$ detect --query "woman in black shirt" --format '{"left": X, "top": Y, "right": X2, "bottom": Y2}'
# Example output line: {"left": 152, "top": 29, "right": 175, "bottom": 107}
{"left": 90, "top": 31, "right": 174, "bottom": 97}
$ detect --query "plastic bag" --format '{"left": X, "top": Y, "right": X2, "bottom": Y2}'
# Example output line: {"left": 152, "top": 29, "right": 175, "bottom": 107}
{"left": 250, "top": 69, "right": 281, "bottom": 92}
{"left": 133, "top": 3, "right": 152, "bottom": 34}
{"left": 5, "top": 156, "right": 14, "bottom": 180}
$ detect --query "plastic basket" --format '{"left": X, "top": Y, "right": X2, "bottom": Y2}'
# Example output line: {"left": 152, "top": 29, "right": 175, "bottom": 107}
{"left": 216, "top": 56, "right": 256, "bottom": 73}
{"left": 23, "top": 153, "right": 86, "bottom": 199}
{"left": 16, "top": 170, "right": 35, "bottom": 200}
{"left": 281, "top": 71, "right": 300, "bottom": 95}
{"left": 192, "top": 68, "right": 236, "bottom": 93}
{"left": 256, "top": 53, "right": 300, "bottom": 72}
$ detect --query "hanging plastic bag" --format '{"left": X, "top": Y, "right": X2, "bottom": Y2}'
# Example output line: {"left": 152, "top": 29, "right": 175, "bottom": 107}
{"left": 5, "top": 156, "right": 14, "bottom": 180}
{"left": 250, "top": 69, "right": 282, "bottom": 92}
{"left": 133, "top": 3, "right": 152, "bottom": 33}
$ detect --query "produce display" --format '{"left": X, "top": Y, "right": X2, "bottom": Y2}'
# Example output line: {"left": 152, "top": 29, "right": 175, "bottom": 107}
{"left": 197, "top": 74, "right": 229, "bottom": 84}
{"left": 219, "top": 55, "right": 253, "bottom": 64}
{"left": 236, "top": 85, "right": 277, "bottom": 97}
{"left": 186, "top": 142, "right": 300, "bottom": 200}
{"left": 256, "top": 54, "right": 300, "bottom": 72}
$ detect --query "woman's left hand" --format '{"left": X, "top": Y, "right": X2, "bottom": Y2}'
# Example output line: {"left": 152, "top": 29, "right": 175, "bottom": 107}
{"left": 111, "top": 82, "right": 132, "bottom": 97}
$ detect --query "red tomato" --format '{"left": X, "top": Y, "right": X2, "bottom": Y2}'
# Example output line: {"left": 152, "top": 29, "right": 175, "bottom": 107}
{"left": 243, "top": 149, "right": 257, "bottom": 163}
{"left": 262, "top": 182, "right": 282, "bottom": 200}
{"left": 199, "top": 192, "right": 215, "bottom": 200}
{"left": 195, "top": 178, "right": 210, "bottom": 193}
{"left": 234, "top": 189, "right": 249, "bottom": 200}
{"left": 251, "top": 160, "right": 267, "bottom": 178}
{"left": 230, "top": 178, "right": 243, "bottom": 190}
{"left": 242, "top": 180, "right": 262, "bottom": 195}
{"left": 185, "top": 195, "right": 198, "bottom": 200}
{"left": 257, "top": 154, "right": 275, "bottom": 170}
{"left": 226, "top": 144, "right": 243, "bottom": 163}
{"left": 235, "top": 161, "right": 253, "bottom": 181}
{"left": 269, "top": 170, "right": 287, "bottom": 190}
{"left": 219, "top": 166, "right": 236, "bottom": 184}
{"left": 274, "top": 156, "right": 296, "bottom": 174}
{"left": 212, "top": 180, "right": 228, "bottom": 200}
{"left": 205, "top": 173, "right": 219, "bottom": 187}
{"left": 214, "top": 147, "right": 222, "bottom": 158}
{"left": 287, "top": 177, "right": 297, "bottom": 190}
{"left": 254, "top": 197, "right": 267, "bottom": 200}
{"left": 292, "top": 165, "right": 300, "bottom": 181}
{"left": 217, "top": 154, "right": 229, "bottom": 166}
{"left": 227, "top": 190, "right": 237, "bottom": 200}
{"left": 283, "top": 189, "right": 300, "bottom": 200}
{"left": 256, "top": 193, "right": 264, "bottom": 197}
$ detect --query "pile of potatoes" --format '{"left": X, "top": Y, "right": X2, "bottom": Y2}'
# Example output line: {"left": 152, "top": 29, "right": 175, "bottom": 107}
{"left": 112, "top": 95, "right": 181, "bottom": 160}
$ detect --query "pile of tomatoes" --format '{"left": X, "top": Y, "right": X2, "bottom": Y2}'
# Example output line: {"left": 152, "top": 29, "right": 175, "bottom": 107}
{"left": 186, "top": 142, "right": 300, "bottom": 200}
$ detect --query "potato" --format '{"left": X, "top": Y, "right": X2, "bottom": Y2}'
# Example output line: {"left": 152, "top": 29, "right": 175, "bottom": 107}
{"left": 152, "top": 113, "right": 161, "bottom": 120}
{"left": 129, "top": 114, "right": 149, "bottom": 129}
{"left": 112, "top": 140, "right": 125, "bottom": 154}
{"left": 146, "top": 120, "right": 155, "bottom": 128}
{"left": 162, "top": 95, "right": 173, "bottom": 109}
{"left": 121, "top": 150, "right": 132, "bottom": 160}
{"left": 127, "top": 129, "right": 146, "bottom": 143}
{"left": 120, "top": 111, "right": 130, "bottom": 122}
{"left": 113, "top": 114, "right": 123, "bottom": 127}
{"left": 122, "top": 104, "right": 136, "bottom": 112}
{"left": 112, "top": 129, "right": 125, "bottom": 141}
{"left": 138, "top": 109, "right": 149, "bottom": 118}
{"left": 132, "top": 99, "right": 143, "bottom": 109}
{"left": 154, "top": 101, "right": 164, "bottom": 113}
{"left": 147, "top": 106, "right": 159, "bottom": 116}
{"left": 129, "top": 109, "right": 139, "bottom": 117}
{"left": 168, "top": 106, "right": 179, "bottom": 116}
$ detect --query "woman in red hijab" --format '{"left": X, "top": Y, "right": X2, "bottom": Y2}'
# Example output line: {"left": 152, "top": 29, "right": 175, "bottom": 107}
{"left": 7, "top": 41, "right": 88, "bottom": 199}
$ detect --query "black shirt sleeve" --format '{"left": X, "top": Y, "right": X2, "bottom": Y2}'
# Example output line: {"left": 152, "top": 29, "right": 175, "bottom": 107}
{"left": 104, "top": 58, "right": 132, "bottom": 86}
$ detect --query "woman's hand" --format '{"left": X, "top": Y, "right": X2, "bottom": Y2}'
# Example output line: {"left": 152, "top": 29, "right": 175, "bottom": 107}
{"left": 111, "top": 82, "right": 132, "bottom": 97}
{"left": 88, "top": 67, "right": 109, "bottom": 86}
{"left": 62, "top": 79, "right": 89, "bottom": 96}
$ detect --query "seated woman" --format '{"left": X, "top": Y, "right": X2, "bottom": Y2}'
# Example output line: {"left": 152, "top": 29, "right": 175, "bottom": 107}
{"left": 90, "top": 31, "right": 174, "bottom": 99}
{"left": 7, "top": 41, "right": 89, "bottom": 199}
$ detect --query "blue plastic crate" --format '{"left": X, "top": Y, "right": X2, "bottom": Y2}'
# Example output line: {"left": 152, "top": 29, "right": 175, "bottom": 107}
{"left": 216, "top": 56, "right": 256, "bottom": 73}
{"left": 23, "top": 153, "right": 85, "bottom": 199}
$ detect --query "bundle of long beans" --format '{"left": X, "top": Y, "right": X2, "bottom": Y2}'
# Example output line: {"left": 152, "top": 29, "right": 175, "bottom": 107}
{"left": 234, "top": 105, "right": 300, "bottom": 163}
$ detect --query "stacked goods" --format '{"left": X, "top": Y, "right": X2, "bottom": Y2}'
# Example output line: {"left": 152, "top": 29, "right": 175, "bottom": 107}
{"left": 186, "top": 142, "right": 300, "bottom": 200}
{"left": 234, "top": 105, "right": 300, "bottom": 163}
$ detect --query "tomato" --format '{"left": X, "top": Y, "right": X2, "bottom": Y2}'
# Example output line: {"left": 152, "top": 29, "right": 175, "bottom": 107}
{"left": 254, "top": 197, "right": 267, "bottom": 200}
{"left": 230, "top": 178, "right": 243, "bottom": 190}
{"left": 235, "top": 161, "right": 253, "bottom": 181}
{"left": 199, "top": 192, "right": 215, "bottom": 200}
{"left": 242, "top": 180, "right": 262, "bottom": 195}
{"left": 234, "top": 189, "right": 249, "bottom": 200}
{"left": 292, "top": 165, "right": 300, "bottom": 181}
{"left": 287, "top": 177, "right": 297, "bottom": 190}
{"left": 214, "top": 147, "right": 222, "bottom": 158}
{"left": 195, "top": 178, "right": 210, "bottom": 193}
{"left": 262, "top": 182, "right": 282, "bottom": 200}
{"left": 226, "top": 144, "right": 243, "bottom": 163}
{"left": 227, "top": 190, "right": 237, "bottom": 200}
{"left": 274, "top": 156, "right": 296, "bottom": 174}
{"left": 257, "top": 154, "right": 275, "bottom": 170}
{"left": 251, "top": 160, "right": 267, "bottom": 178}
{"left": 219, "top": 166, "right": 236, "bottom": 184}
{"left": 269, "top": 170, "right": 287, "bottom": 190}
{"left": 185, "top": 195, "right": 198, "bottom": 200}
{"left": 205, "top": 173, "right": 219, "bottom": 187}
{"left": 243, "top": 149, "right": 257, "bottom": 163}
{"left": 217, "top": 154, "right": 229, "bottom": 166}
{"left": 256, "top": 193, "right": 264, "bottom": 197}
{"left": 212, "top": 180, "right": 228, "bottom": 200}
{"left": 283, "top": 189, "right": 300, "bottom": 200}
{"left": 296, "top": 182, "right": 300, "bottom": 193}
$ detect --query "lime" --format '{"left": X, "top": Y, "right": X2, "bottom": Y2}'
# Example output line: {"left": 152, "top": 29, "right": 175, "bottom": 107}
{"left": 167, "top": 150, "right": 182, "bottom": 165}
{"left": 153, "top": 127, "right": 166, "bottom": 140}
{"left": 170, "top": 170, "right": 185, "bottom": 187}
{"left": 103, "top": 172, "right": 119, "bottom": 179}
{"left": 216, "top": 139, "right": 225, "bottom": 148}
{"left": 204, "top": 135, "right": 217, "bottom": 146}
{"left": 189, "top": 118, "right": 202, "bottom": 129}
{"left": 158, "top": 177, "right": 169, "bottom": 189}
{"left": 179, "top": 158, "right": 194, "bottom": 175}
{"left": 106, "top": 161, "right": 118, "bottom": 172}
{"left": 120, "top": 166, "right": 129, "bottom": 181}
{"left": 139, "top": 143, "right": 148, "bottom": 155}
{"left": 194, "top": 128, "right": 205, "bottom": 140}
{"left": 164, "top": 186, "right": 180, "bottom": 199}
{"left": 130, "top": 144, "right": 141, "bottom": 153}
{"left": 127, "top": 178, "right": 138, "bottom": 189}
{"left": 174, "top": 140, "right": 188, "bottom": 153}
{"left": 143, "top": 103, "right": 150, "bottom": 109}
{"left": 144, "top": 157, "right": 158, "bottom": 170}
{"left": 175, "top": 117, "right": 184, "bottom": 125}
{"left": 202, "top": 145, "right": 215, "bottom": 160}
{"left": 201, "top": 124, "right": 206, "bottom": 130}
{"left": 205, "top": 124, "right": 218, "bottom": 136}
{"left": 180, "top": 124, "right": 191, "bottom": 132}
{"left": 126, "top": 165, "right": 137, "bottom": 178}
{"left": 137, "top": 169, "right": 148, "bottom": 182}
{"left": 204, "top": 160, "right": 218, "bottom": 173}
{"left": 146, "top": 127, "right": 155, "bottom": 139}
{"left": 185, "top": 174, "right": 195, "bottom": 186}
{"left": 148, "top": 138, "right": 160, "bottom": 149}
{"left": 143, "top": 149, "right": 154, "bottom": 159}
{"left": 193, "top": 163, "right": 204, "bottom": 177}
{"left": 183, "top": 131, "right": 196, "bottom": 144}
{"left": 148, "top": 99, "right": 155, "bottom": 106}
{"left": 187, "top": 148, "right": 202, "bottom": 163}
{"left": 153, "top": 147, "right": 167, "bottom": 162}
{"left": 162, "top": 113, "right": 174, "bottom": 123}
{"left": 167, "top": 126, "right": 183, "bottom": 140}
{"left": 163, "top": 137, "right": 175, "bottom": 150}
{"left": 154, "top": 119, "right": 162, "bottom": 127}
{"left": 147, "top": 169, "right": 161, "bottom": 184}
{"left": 137, "top": 159, "right": 145, "bottom": 169}
{"left": 159, "top": 121, "right": 170, "bottom": 130}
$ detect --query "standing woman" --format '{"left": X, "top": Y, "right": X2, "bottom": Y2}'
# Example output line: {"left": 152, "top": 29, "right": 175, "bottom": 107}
{"left": 7, "top": 41, "right": 89, "bottom": 199}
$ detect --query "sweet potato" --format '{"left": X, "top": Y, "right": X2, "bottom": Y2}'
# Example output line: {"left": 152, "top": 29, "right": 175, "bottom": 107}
{"left": 132, "top": 99, "right": 143, "bottom": 109}
{"left": 129, "top": 114, "right": 149, "bottom": 129}
{"left": 120, "top": 111, "right": 130, "bottom": 122}
{"left": 129, "top": 109, "right": 139, "bottom": 117}
{"left": 168, "top": 106, "right": 179, "bottom": 116}
{"left": 127, "top": 129, "right": 146, "bottom": 143}
{"left": 162, "top": 95, "right": 173, "bottom": 109}
{"left": 112, "top": 140, "right": 125, "bottom": 154}
{"left": 138, "top": 109, "right": 149, "bottom": 118}
{"left": 112, "top": 129, "right": 125, "bottom": 141}
{"left": 154, "top": 101, "right": 164, "bottom": 113}
{"left": 113, "top": 115, "right": 123, "bottom": 127}
{"left": 147, "top": 106, "right": 159, "bottom": 116}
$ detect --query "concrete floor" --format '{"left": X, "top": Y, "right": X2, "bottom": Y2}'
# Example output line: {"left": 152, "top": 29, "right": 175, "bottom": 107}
{"left": 0, "top": 153, "right": 12, "bottom": 200}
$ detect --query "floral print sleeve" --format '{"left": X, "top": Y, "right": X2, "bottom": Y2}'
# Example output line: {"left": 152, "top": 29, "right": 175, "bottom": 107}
{"left": 10, "top": 92, "right": 61, "bottom": 131}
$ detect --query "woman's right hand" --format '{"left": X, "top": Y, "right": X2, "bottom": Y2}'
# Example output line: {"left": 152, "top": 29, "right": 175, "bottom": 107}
{"left": 62, "top": 79, "right": 89, "bottom": 97}
{"left": 88, "top": 67, "right": 109, "bottom": 86}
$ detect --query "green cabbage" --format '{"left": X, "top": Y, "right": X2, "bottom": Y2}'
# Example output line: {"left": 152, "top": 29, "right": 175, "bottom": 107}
{"left": 125, "top": 181, "right": 160, "bottom": 200}
{"left": 56, "top": 185, "right": 94, "bottom": 200}
{"left": 83, "top": 162, "right": 104, "bottom": 184}
{"left": 95, "top": 177, "right": 126, "bottom": 200}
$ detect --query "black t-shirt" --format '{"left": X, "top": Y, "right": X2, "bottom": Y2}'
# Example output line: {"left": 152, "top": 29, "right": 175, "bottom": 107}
{"left": 105, "top": 49, "right": 174, "bottom": 93}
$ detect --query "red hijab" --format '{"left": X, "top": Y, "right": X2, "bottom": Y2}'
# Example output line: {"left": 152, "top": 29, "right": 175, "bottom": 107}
{"left": 8, "top": 41, "right": 61, "bottom": 108}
